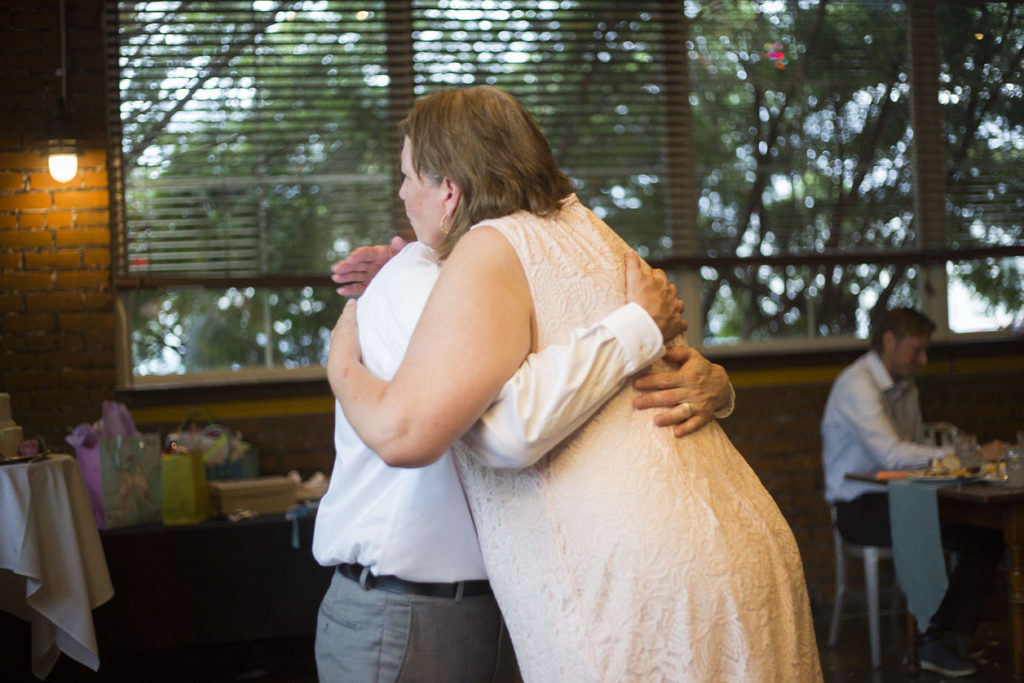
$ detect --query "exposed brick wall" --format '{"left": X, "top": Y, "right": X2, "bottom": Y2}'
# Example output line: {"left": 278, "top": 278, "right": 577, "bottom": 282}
{"left": 0, "top": 0, "right": 115, "bottom": 452}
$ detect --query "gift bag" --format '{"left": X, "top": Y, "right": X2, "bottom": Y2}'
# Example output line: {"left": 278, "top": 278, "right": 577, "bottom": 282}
{"left": 67, "top": 401, "right": 162, "bottom": 529}
{"left": 97, "top": 433, "right": 163, "bottom": 529}
{"left": 166, "top": 408, "right": 259, "bottom": 481}
{"left": 66, "top": 423, "right": 104, "bottom": 528}
{"left": 161, "top": 449, "right": 210, "bottom": 525}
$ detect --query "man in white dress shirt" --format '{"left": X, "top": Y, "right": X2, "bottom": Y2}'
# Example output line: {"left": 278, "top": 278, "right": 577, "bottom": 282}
{"left": 821, "top": 307, "right": 1005, "bottom": 678}
{"left": 313, "top": 240, "right": 734, "bottom": 681}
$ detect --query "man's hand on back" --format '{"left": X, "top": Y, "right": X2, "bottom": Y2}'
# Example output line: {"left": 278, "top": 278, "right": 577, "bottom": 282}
{"left": 331, "top": 236, "right": 408, "bottom": 296}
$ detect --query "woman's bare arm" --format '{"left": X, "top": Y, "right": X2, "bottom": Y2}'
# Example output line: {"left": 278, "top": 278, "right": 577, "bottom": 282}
{"left": 327, "top": 226, "right": 533, "bottom": 467}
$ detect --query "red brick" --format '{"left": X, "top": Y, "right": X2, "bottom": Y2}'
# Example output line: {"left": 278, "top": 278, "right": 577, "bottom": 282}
{"left": 0, "top": 293, "right": 24, "bottom": 312}
{"left": 80, "top": 170, "right": 109, "bottom": 188}
{"left": 29, "top": 172, "right": 77, "bottom": 191}
{"left": 0, "top": 252, "right": 20, "bottom": 268}
{"left": 0, "top": 172, "right": 24, "bottom": 190}
{"left": 79, "top": 149, "right": 106, "bottom": 167}
{"left": 24, "top": 292, "right": 82, "bottom": 311}
{"left": 80, "top": 329, "right": 115, "bottom": 349}
{"left": 37, "top": 350, "right": 92, "bottom": 367}
{"left": 82, "top": 248, "right": 110, "bottom": 267}
{"left": 54, "top": 270, "right": 109, "bottom": 289}
{"left": 0, "top": 271, "right": 52, "bottom": 290}
{"left": 0, "top": 335, "right": 27, "bottom": 352}
{"left": 0, "top": 152, "right": 47, "bottom": 170}
{"left": 59, "top": 312, "right": 113, "bottom": 332}
{"left": 0, "top": 214, "right": 16, "bottom": 228}
{"left": 80, "top": 291, "right": 113, "bottom": 310}
{"left": 0, "top": 192, "right": 50, "bottom": 210}
{"left": 18, "top": 212, "right": 46, "bottom": 228}
{"left": 4, "top": 352, "right": 51, "bottom": 370}
{"left": 0, "top": 354, "right": 28, "bottom": 371}
{"left": 55, "top": 333, "right": 86, "bottom": 352}
{"left": 60, "top": 367, "right": 118, "bottom": 386}
{"left": 53, "top": 190, "right": 108, "bottom": 209}
{"left": 26, "top": 251, "right": 83, "bottom": 269}
{"left": 28, "top": 387, "right": 90, "bottom": 410}
{"left": 56, "top": 227, "right": 109, "bottom": 246}
{"left": 74, "top": 211, "right": 110, "bottom": 227}
{"left": 46, "top": 211, "right": 73, "bottom": 228}
{"left": 0, "top": 229, "right": 52, "bottom": 248}
{"left": 89, "top": 348, "right": 116, "bottom": 366}
{"left": 2, "top": 311, "right": 55, "bottom": 333}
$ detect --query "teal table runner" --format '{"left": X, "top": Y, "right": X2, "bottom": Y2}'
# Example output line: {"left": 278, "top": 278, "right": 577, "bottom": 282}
{"left": 888, "top": 478, "right": 948, "bottom": 628}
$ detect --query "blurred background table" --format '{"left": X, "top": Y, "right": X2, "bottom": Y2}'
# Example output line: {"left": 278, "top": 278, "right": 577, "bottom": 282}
{"left": 848, "top": 471, "right": 1024, "bottom": 680}
{"left": 0, "top": 454, "right": 113, "bottom": 680}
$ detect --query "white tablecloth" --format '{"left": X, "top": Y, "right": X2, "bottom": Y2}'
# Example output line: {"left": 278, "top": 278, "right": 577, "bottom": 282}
{"left": 0, "top": 454, "right": 114, "bottom": 679}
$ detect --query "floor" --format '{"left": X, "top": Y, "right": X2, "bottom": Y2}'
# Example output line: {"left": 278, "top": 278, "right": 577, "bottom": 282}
{"left": 818, "top": 599, "right": 1013, "bottom": 682}
{"left": 5, "top": 588, "right": 1016, "bottom": 682}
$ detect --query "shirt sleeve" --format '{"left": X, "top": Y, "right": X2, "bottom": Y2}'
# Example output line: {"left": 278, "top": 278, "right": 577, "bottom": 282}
{"left": 713, "top": 382, "right": 736, "bottom": 419}
{"left": 461, "top": 302, "right": 664, "bottom": 469}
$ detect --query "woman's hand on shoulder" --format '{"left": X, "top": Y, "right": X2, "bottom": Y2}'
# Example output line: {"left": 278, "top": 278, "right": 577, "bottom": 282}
{"left": 623, "top": 250, "right": 686, "bottom": 342}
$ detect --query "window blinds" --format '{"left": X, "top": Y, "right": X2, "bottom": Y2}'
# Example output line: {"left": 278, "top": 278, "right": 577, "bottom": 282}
{"left": 105, "top": 0, "right": 689, "bottom": 284}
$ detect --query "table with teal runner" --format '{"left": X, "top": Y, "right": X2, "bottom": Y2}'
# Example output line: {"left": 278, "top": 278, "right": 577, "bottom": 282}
{"left": 847, "top": 471, "right": 1024, "bottom": 681}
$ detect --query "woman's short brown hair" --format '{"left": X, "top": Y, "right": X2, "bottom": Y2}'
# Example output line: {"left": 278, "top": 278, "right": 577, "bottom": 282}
{"left": 398, "top": 86, "right": 575, "bottom": 259}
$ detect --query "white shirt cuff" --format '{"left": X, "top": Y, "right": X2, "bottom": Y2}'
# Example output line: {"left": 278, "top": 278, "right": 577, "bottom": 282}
{"left": 600, "top": 302, "right": 664, "bottom": 373}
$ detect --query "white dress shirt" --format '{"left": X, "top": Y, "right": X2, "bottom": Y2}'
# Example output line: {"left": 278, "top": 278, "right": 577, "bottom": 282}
{"left": 821, "top": 350, "right": 946, "bottom": 504}
{"left": 312, "top": 241, "right": 665, "bottom": 581}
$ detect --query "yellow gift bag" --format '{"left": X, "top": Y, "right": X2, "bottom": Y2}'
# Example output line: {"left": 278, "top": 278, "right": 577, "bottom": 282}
{"left": 161, "top": 448, "right": 209, "bottom": 525}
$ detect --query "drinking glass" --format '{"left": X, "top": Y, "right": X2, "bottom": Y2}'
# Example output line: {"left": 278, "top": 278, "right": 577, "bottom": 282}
{"left": 1006, "top": 448, "right": 1024, "bottom": 488}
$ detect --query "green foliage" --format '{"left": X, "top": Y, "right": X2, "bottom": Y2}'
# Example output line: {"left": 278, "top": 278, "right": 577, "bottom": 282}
{"left": 690, "top": 0, "right": 1022, "bottom": 342}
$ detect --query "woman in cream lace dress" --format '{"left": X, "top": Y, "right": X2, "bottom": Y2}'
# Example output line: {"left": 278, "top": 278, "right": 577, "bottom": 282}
{"left": 329, "top": 86, "right": 821, "bottom": 682}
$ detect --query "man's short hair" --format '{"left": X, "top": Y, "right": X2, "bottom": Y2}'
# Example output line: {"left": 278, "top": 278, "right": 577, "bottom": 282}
{"left": 869, "top": 307, "right": 936, "bottom": 352}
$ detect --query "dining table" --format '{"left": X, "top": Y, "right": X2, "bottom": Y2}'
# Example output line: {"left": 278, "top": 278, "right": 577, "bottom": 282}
{"left": 0, "top": 454, "right": 114, "bottom": 679}
{"left": 847, "top": 470, "right": 1024, "bottom": 680}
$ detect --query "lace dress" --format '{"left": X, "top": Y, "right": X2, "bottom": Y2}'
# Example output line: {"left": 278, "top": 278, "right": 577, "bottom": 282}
{"left": 452, "top": 196, "right": 822, "bottom": 682}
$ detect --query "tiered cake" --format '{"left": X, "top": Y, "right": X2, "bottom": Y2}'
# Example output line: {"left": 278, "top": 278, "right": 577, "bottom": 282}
{"left": 0, "top": 392, "right": 23, "bottom": 459}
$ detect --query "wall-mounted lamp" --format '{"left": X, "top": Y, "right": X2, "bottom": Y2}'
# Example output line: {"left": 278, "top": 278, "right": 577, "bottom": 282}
{"left": 46, "top": 0, "right": 78, "bottom": 183}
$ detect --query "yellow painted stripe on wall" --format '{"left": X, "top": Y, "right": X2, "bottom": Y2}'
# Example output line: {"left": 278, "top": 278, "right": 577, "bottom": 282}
{"left": 729, "top": 354, "right": 1024, "bottom": 388}
{"left": 132, "top": 396, "right": 335, "bottom": 425}
{"left": 727, "top": 365, "right": 847, "bottom": 388}
{"left": 131, "top": 353, "right": 1023, "bottom": 422}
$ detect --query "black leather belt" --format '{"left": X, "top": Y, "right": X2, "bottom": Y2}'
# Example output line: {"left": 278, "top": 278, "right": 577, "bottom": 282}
{"left": 336, "top": 562, "right": 492, "bottom": 599}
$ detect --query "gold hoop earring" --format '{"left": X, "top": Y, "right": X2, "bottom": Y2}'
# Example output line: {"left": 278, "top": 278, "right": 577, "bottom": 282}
{"left": 440, "top": 213, "right": 449, "bottom": 235}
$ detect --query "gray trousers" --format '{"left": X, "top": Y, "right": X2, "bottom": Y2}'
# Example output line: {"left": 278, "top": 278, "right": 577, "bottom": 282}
{"left": 315, "top": 568, "right": 520, "bottom": 683}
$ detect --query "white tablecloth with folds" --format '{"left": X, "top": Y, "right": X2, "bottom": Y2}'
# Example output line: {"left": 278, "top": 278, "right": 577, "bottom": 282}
{"left": 0, "top": 454, "right": 114, "bottom": 679}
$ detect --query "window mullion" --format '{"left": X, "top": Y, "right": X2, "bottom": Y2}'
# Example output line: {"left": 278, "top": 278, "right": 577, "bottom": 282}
{"left": 907, "top": 0, "right": 950, "bottom": 336}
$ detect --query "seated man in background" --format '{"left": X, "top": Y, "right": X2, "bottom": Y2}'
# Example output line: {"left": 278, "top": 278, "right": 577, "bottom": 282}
{"left": 821, "top": 306, "right": 1006, "bottom": 678}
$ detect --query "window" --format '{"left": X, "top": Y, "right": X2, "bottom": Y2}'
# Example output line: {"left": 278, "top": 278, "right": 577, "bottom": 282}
{"left": 105, "top": 1, "right": 1022, "bottom": 382}
{"left": 937, "top": 1, "right": 1023, "bottom": 333}
{"left": 682, "top": 0, "right": 1022, "bottom": 346}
